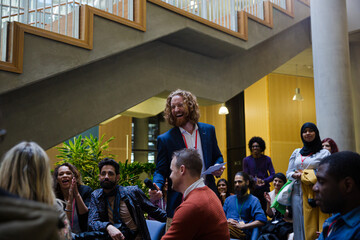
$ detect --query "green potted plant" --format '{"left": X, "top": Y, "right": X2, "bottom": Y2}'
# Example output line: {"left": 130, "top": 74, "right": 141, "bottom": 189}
{"left": 56, "top": 134, "right": 156, "bottom": 193}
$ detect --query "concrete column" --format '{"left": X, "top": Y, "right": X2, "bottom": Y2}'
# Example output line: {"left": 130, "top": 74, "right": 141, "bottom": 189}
{"left": 310, "top": 0, "right": 355, "bottom": 151}
{"left": 133, "top": 118, "right": 149, "bottom": 163}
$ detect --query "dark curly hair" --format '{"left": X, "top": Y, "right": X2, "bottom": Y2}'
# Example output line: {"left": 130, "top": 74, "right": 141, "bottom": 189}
{"left": 53, "top": 162, "right": 83, "bottom": 199}
{"left": 163, "top": 89, "right": 200, "bottom": 126}
{"left": 248, "top": 136, "right": 266, "bottom": 152}
{"left": 98, "top": 158, "right": 119, "bottom": 175}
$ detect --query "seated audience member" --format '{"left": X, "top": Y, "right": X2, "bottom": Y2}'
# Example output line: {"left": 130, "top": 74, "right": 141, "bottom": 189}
{"left": 0, "top": 141, "right": 71, "bottom": 240}
{"left": 161, "top": 148, "right": 230, "bottom": 240}
{"left": 321, "top": 138, "right": 339, "bottom": 154}
{"left": 88, "top": 158, "right": 166, "bottom": 240}
{"left": 314, "top": 151, "right": 360, "bottom": 240}
{"left": 260, "top": 173, "right": 293, "bottom": 240}
{"left": 264, "top": 172, "right": 287, "bottom": 219}
{"left": 53, "top": 163, "right": 92, "bottom": 233}
{"left": 0, "top": 187, "right": 62, "bottom": 240}
{"left": 217, "top": 178, "right": 232, "bottom": 205}
{"left": 224, "top": 171, "right": 267, "bottom": 239}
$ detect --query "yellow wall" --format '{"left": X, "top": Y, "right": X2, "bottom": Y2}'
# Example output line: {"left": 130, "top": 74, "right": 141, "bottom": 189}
{"left": 99, "top": 115, "right": 132, "bottom": 163}
{"left": 244, "top": 76, "right": 271, "bottom": 157}
{"left": 199, "top": 104, "right": 228, "bottom": 180}
{"left": 244, "top": 73, "right": 316, "bottom": 177}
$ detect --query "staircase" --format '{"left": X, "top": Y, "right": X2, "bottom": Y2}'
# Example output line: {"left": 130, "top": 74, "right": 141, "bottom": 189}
{"left": 0, "top": 0, "right": 311, "bottom": 154}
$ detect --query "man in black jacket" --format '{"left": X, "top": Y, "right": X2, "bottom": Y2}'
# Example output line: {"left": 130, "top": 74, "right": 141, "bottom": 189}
{"left": 89, "top": 158, "right": 167, "bottom": 240}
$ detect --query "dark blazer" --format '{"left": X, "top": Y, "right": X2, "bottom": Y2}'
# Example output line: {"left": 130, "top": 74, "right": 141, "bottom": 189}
{"left": 88, "top": 185, "right": 167, "bottom": 240}
{"left": 153, "top": 122, "right": 223, "bottom": 217}
{"left": 77, "top": 185, "right": 92, "bottom": 232}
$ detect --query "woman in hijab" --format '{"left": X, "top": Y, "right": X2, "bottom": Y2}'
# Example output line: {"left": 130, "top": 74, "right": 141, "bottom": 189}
{"left": 286, "top": 122, "right": 330, "bottom": 240}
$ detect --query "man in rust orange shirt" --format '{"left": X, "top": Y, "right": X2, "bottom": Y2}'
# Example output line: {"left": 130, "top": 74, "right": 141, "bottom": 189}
{"left": 161, "top": 148, "right": 230, "bottom": 240}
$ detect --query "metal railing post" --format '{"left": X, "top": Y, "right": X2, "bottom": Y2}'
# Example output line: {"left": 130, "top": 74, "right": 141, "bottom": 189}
{"left": 230, "top": 0, "right": 236, "bottom": 31}
{"left": 1, "top": 22, "right": 8, "bottom": 62}
{"left": 201, "top": 0, "right": 207, "bottom": 19}
{"left": 128, "top": 0, "right": 133, "bottom": 21}
{"left": 24, "top": 0, "right": 29, "bottom": 24}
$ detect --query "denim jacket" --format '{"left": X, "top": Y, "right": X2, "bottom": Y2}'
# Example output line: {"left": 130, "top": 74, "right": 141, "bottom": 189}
{"left": 318, "top": 206, "right": 360, "bottom": 240}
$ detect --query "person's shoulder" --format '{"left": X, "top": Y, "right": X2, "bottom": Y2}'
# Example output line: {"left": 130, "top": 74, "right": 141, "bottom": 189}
{"left": 91, "top": 188, "right": 103, "bottom": 197}
{"left": 197, "top": 122, "right": 215, "bottom": 129}
{"left": 224, "top": 194, "right": 237, "bottom": 203}
{"left": 318, "top": 149, "right": 331, "bottom": 157}
{"left": 243, "top": 155, "right": 252, "bottom": 160}
{"left": 79, "top": 184, "right": 92, "bottom": 192}
{"left": 120, "top": 185, "right": 142, "bottom": 195}
{"left": 158, "top": 127, "right": 178, "bottom": 139}
{"left": 291, "top": 148, "right": 301, "bottom": 155}
{"left": 248, "top": 194, "right": 261, "bottom": 203}
{"left": 263, "top": 155, "right": 272, "bottom": 160}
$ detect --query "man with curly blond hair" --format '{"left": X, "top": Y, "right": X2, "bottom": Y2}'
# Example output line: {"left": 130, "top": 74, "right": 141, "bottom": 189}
{"left": 150, "top": 89, "right": 224, "bottom": 228}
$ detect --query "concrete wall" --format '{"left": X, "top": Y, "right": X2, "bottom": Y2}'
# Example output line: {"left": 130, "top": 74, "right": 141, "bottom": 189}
{"left": 0, "top": 2, "right": 312, "bottom": 154}
{"left": 0, "top": 1, "right": 311, "bottom": 95}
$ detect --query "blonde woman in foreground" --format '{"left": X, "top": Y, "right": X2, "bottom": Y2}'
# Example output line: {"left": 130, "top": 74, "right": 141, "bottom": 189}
{"left": 0, "top": 141, "right": 71, "bottom": 240}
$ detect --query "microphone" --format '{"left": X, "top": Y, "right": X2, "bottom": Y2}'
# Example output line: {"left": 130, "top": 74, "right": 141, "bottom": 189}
{"left": 144, "top": 178, "right": 157, "bottom": 191}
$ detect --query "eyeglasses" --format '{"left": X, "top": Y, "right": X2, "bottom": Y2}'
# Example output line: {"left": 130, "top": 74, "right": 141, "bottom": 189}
{"left": 251, "top": 145, "right": 260, "bottom": 149}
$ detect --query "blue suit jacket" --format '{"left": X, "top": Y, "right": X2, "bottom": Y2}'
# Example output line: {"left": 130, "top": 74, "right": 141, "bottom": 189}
{"left": 153, "top": 122, "right": 223, "bottom": 217}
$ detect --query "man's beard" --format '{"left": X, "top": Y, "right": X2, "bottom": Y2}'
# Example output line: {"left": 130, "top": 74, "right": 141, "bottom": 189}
{"left": 100, "top": 179, "right": 117, "bottom": 190}
{"left": 235, "top": 185, "right": 248, "bottom": 197}
{"left": 173, "top": 112, "right": 189, "bottom": 127}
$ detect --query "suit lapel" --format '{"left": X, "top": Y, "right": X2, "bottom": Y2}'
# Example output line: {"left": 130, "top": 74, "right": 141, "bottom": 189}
{"left": 172, "top": 127, "right": 186, "bottom": 149}
{"left": 198, "top": 123, "right": 209, "bottom": 169}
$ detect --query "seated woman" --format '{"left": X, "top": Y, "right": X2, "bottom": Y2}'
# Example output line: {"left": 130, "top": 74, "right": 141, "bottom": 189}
{"left": 53, "top": 163, "right": 92, "bottom": 234}
{"left": 264, "top": 173, "right": 287, "bottom": 219}
{"left": 260, "top": 173, "right": 293, "bottom": 240}
{"left": 217, "top": 178, "right": 232, "bottom": 205}
{"left": 0, "top": 141, "right": 71, "bottom": 240}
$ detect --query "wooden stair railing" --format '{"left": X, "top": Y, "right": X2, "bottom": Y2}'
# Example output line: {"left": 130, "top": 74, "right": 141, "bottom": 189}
{"left": 0, "top": 1, "right": 146, "bottom": 73}
{"left": 0, "top": 0, "right": 309, "bottom": 74}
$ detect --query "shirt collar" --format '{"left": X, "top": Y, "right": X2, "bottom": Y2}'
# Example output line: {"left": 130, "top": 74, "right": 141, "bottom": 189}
{"left": 179, "top": 123, "right": 198, "bottom": 135}
{"left": 183, "top": 178, "right": 205, "bottom": 199}
{"left": 341, "top": 206, "right": 360, "bottom": 227}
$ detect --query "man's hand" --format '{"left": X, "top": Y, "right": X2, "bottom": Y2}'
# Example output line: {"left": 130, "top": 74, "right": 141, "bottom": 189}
{"left": 148, "top": 183, "right": 163, "bottom": 201}
{"left": 227, "top": 219, "right": 245, "bottom": 229}
{"left": 211, "top": 165, "right": 225, "bottom": 178}
{"left": 106, "top": 225, "right": 125, "bottom": 240}
{"left": 256, "top": 178, "right": 265, "bottom": 187}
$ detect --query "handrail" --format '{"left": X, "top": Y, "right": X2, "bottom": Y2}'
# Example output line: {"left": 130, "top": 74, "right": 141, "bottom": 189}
{"left": 0, "top": 0, "right": 309, "bottom": 73}
{"left": 0, "top": 2, "right": 146, "bottom": 73}
{"left": 148, "top": 0, "right": 296, "bottom": 39}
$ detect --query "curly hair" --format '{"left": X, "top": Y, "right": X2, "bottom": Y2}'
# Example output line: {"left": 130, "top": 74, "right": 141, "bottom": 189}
{"left": 248, "top": 136, "right": 266, "bottom": 152}
{"left": 53, "top": 162, "right": 83, "bottom": 199}
{"left": 163, "top": 89, "right": 200, "bottom": 126}
{"left": 322, "top": 138, "right": 339, "bottom": 154}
